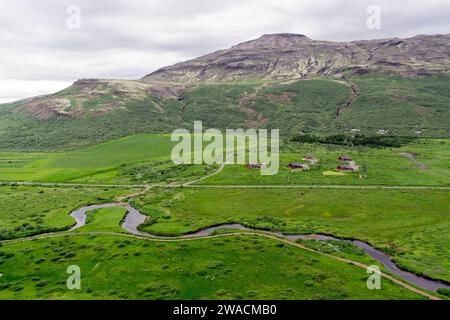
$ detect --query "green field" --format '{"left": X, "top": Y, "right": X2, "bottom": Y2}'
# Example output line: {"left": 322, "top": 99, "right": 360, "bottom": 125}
{"left": 68, "top": 203, "right": 418, "bottom": 277}
{"left": 0, "top": 182, "right": 446, "bottom": 299}
{"left": 132, "top": 187, "right": 450, "bottom": 282}
{"left": 0, "top": 134, "right": 221, "bottom": 184}
{"left": 0, "top": 234, "right": 425, "bottom": 300}
{"left": 77, "top": 207, "right": 128, "bottom": 233}
{"left": 199, "top": 139, "right": 450, "bottom": 186}
{"left": 1, "top": 133, "right": 448, "bottom": 188}
{"left": 0, "top": 134, "right": 175, "bottom": 182}
{"left": 0, "top": 122, "right": 448, "bottom": 300}
{"left": 0, "top": 186, "right": 134, "bottom": 240}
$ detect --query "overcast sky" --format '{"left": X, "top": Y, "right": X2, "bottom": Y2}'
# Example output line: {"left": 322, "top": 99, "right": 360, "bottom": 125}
{"left": 0, "top": 0, "right": 449, "bottom": 103}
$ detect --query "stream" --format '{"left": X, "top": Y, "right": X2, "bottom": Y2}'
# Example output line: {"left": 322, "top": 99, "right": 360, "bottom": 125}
{"left": 70, "top": 203, "right": 450, "bottom": 292}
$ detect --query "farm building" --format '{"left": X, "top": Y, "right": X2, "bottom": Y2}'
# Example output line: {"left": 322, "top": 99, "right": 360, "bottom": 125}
{"left": 288, "top": 163, "right": 310, "bottom": 170}
{"left": 336, "top": 164, "right": 355, "bottom": 171}
{"left": 338, "top": 156, "right": 352, "bottom": 162}
{"left": 246, "top": 163, "right": 262, "bottom": 169}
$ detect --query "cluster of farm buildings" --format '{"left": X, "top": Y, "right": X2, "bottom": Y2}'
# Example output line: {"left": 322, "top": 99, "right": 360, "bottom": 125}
{"left": 246, "top": 155, "right": 358, "bottom": 171}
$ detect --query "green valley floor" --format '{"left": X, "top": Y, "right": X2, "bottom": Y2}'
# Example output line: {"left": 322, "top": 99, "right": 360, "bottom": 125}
{"left": 0, "top": 135, "right": 448, "bottom": 300}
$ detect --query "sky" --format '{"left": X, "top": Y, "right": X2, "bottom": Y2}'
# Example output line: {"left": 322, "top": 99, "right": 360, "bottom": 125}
{"left": 0, "top": 0, "right": 449, "bottom": 103}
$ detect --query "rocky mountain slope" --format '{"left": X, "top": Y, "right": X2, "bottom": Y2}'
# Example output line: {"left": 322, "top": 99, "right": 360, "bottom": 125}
{"left": 10, "top": 79, "right": 191, "bottom": 120}
{"left": 144, "top": 33, "right": 450, "bottom": 82}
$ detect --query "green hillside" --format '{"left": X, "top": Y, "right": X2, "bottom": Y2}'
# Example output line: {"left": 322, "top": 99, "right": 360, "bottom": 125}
{"left": 335, "top": 74, "right": 450, "bottom": 136}
{"left": 0, "top": 74, "right": 449, "bottom": 151}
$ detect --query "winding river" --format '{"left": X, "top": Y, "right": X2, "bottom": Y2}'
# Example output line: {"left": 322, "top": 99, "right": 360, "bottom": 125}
{"left": 70, "top": 203, "right": 450, "bottom": 293}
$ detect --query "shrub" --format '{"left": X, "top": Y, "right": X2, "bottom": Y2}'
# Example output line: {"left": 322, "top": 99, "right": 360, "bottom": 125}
{"left": 216, "top": 289, "right": 229, "bottom": 296}
{"left": 437, "top": 288, "right": 450, "bottom": 297}
{"left": 35, "top": 281, "right": 49, "bottom": 288}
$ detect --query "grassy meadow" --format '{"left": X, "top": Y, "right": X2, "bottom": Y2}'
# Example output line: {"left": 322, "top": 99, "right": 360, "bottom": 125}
{"left": 0, "top": 235, "right": 425, "bottom": 300}
{"left": 77, "top": 207, "right": 128, "bottom": 233}
{"left": 1, "top": 132, "right": 448, "bottom": 187}
{"left": 132, "top": 187, "right": 450, "bottom": 282}
{"left": 199, "top": 139, "right": 450, "bottom": 186}
{"left": 0, "top": 133, "right": 222, "bottom": 184}
{"left": 0, "top": 186, "right": 135, "bottom": 240}
{"left": 0, "top": 134, "right": 175, "bottom": 182}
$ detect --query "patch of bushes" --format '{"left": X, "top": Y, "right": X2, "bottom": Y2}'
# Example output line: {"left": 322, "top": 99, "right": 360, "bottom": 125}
{"left": 437, "top": 288, "right": 450, "bottom": 297}
{"left": 291, "top": 134, "right": 415, "bottom": 148}
{"left": 144, "top": 284, "right": 179, "bottom": 298}
{"left": 247, "top": 216, "right": 285, "bottom": 230}
{"left": 35, "top": 280, "right": 49, "bottom": 288}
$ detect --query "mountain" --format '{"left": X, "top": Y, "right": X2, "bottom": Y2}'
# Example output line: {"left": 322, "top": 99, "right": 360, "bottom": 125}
{"left": 144, "top": 33, "right": 450, "bottom": 82}
{"left": 1, "top": 33, "right": 450, "bottom": 150}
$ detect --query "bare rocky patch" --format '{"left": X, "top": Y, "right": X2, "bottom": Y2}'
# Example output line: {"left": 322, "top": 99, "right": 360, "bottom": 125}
{"left": 238, "top": 89, "right": 268, "bottom": 128}
{"left": 12, "top": 98, "right": 80, "bottom": 120}
{"left": 400, "top": 152, "right": 428, "bottom": 170}
{"left": 10, "top": 79, "right": 191, "bottom": 119}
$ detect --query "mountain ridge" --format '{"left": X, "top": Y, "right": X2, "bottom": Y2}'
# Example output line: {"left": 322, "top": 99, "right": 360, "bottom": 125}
{"left": 143, "top": 33, "right": 450, "bottom": 82}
